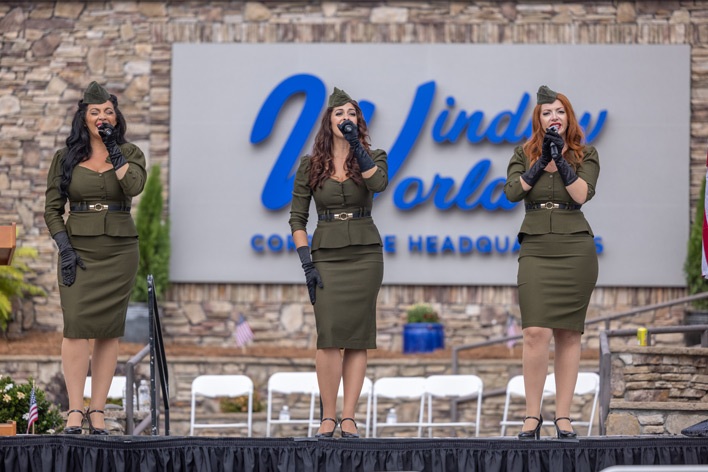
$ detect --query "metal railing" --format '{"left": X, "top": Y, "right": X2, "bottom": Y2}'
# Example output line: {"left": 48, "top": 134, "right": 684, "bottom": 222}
{"left": 124, "top": 274, "right": 170, "bottom": 435}
{"left": 449, "top": 291, "right": 708, "bottom": 427}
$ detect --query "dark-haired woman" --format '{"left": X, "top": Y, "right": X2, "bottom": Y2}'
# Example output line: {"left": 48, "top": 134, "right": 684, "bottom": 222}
{"left": 44, "top": 81, "right": 146, "bottom": 435}
{"left": 504, "top": 85, "right": 599, "bottom": 440}
{"left": 289, "top": 87, "right": 388, "bottom": 438}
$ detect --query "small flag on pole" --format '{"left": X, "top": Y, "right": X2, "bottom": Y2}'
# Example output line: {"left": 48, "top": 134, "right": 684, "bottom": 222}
{"left": 703, "top": 148, "right": 708, "bottom": 279}
{"left": 234, "top": 313, "right": 255, "bottom": 347}
{"left": 505, "top": 315, "right": 520, "bottom": 350}
{"left": 26, "top": 386, "right": 38, "bottom": 434}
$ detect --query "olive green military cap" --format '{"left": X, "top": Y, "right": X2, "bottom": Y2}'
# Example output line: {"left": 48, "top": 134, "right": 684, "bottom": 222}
{"left": 536, "top": 85, "right": 558, "bottom": 105}
{"left": 328, "top": 87, "right": 352, "bottom": 108}
{"left": 83, "top": 81, "right": 111, "bottom": 104}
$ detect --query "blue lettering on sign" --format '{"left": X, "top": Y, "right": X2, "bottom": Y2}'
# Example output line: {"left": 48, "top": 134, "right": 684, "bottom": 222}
{"left": 251, "top": 75, "right": 608, "bottom": 211}
{"left": 251, "top": 233, "right": 604, "bottom": 255}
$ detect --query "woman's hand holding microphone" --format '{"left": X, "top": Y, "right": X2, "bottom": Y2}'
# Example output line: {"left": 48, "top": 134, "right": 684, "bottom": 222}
{"left": 98, "top": 122, "right": 127, "bottom": 170}
{"left": 338, "top": 120, "right": 375, "bottom": 172}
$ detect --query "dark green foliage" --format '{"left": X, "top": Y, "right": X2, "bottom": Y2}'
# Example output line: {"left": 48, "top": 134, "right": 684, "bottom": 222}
{"left": 406, "top": 304, "right": 440, "bottom": 323}
{"left": 132, "top": 165, "right": 170, "bottom": 302}
{"left": 685, "top": 178, "right": 708, "bottom": 310}
{"left": 0, "top": 245, "right": 46, "bottom": 332}
{"left": 0, "top": 376, "right": 64, "bottom": 434}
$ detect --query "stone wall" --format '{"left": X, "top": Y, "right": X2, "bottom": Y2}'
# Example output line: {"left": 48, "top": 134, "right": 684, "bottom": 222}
{"left": 606, "top": 346, "right": 708, "bottom": 435}
{"left": 0, "top": 2, "right": 699, "bottom": 350}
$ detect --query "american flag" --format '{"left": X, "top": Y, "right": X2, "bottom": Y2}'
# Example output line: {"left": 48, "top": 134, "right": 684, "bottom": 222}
{"left": 703, "top": 149, "right": 708, "bottom": 278}
{"left": 26, "top": 386, "right": 38, "bottom": 434}
{"left": 234, "top": 313, "right": 255, "bottom": 347}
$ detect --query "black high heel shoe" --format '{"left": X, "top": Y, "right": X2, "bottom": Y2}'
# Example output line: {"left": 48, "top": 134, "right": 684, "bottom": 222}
{"left": 86, "top": 409, "right": 110, "bottom": 436}
{"left": 554, "top": 417, "right": 577, "bottom": 440}
{"left": 518, "top": 415, "right": 543, "bottom": 440}
{"left": 63, "top": 409, "right": 85, "bottom": 435}
{"left": 339, "top": 417, "right": 359, "bottom": 439}
{"left": 315, "top": 417, "right": 337, "bottom": 438}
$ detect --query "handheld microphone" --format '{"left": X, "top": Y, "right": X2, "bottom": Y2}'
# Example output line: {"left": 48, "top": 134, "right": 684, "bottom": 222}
{"left": 98, "top": 122, "right": 112, "bottom": 137}
{"left": 546, "top": 126, "right": 559, "bottom": 158}
{"left": 343, "top": 123, "right": 353, "bottom": 134}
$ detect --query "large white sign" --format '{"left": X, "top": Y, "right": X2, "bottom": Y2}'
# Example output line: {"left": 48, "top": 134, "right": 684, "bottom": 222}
{"left": 170, "top": 44, "right": 690, "bottom": 286}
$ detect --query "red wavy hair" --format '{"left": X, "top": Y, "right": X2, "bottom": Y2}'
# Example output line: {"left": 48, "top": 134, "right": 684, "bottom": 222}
{"left": 522, "top": 93, "right": 586, "bottom": 169}
{"left": 308, "top": 101, "right": 371, "bottom": 190}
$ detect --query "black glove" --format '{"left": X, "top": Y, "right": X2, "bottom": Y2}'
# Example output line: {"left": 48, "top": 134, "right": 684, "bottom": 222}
{"left": 338, "top": 120, "right": 375, "bottom": 172}
{"left": 98, "top": 123, "right": 127, "bottom": 170}
{"left": 544, "top": 128, "right": 578, "bottom": 186}
{"left": 297, "top": 246, "right": 323, "bottom": 305}
{"left": 554, "top": 155, "right": 579, "bottom": 186}
{"left": 543, "top": 128, "right": 565, "bottom": 162}
{"left": 520, "top": 149, "right": 552, "bottom": 187}
{"left": 53, "top": 231, "right": 86, "bottom": 286}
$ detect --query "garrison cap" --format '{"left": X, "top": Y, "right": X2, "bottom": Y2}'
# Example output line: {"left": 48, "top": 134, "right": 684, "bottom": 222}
{"left": 536, "top": 85, "right": 558, "bottom": 105}
{"left": 328, "top": 87, "right": 352, "bottom": 108}
{"left": 83, "top": 81, "right": 111, "bottom": 104}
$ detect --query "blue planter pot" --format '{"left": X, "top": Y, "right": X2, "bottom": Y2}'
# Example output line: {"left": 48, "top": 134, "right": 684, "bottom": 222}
{"left": 403, "top": 323, "right": 445, "bottom": 353}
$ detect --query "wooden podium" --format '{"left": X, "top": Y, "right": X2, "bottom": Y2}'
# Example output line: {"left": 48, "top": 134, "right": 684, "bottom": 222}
{"left": 0, "top": 222, "right": 16, "bottom": 266}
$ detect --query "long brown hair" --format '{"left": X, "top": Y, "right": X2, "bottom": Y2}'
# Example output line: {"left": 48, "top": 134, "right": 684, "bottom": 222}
{"left": 522, "top": 93, "right": 585, "bottom": 169}
{"left": 308, "top": 100, "right": 371, "bottom": 190}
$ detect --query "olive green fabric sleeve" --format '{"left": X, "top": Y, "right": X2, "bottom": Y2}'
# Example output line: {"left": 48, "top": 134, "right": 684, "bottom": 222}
{"left": 363, "top": 149, "right": 388, "bottom": 193}
{"left": 575, "top": 146, "right": 599, "bottom": 202}
{"left": 115, "top": 143, "right": 147, "bottom": 197}
{"left": 44, "top": 148, "right": 69, "bottom": 237}
{"left": 289, "top": 156, "right": 313, "bottom": 234}
{"left": 503, "top": 146, "right": 530, "bottom": 203}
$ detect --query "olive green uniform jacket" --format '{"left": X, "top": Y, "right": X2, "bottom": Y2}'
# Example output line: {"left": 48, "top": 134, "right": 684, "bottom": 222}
{"left": 44, "top": 144, "right": 147, "bottom": 238}
{"left": 288, "top": 149, "right": 388, "bottom": 251}
{"left": 504, "top": 145, "right": 600, "bottom": 239}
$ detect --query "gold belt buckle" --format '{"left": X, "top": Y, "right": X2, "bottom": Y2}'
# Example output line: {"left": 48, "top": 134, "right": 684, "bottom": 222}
{"left": 334, "top": 212, "right": 353, "bottom": 221}
{"left": 544, "top": 202, "right": 557, "bottom": 210}
{"left": 91, "top": 203, "right": 106, "bottom": 211}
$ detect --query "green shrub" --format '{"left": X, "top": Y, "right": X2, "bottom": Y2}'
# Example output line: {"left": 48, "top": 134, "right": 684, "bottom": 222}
{"left": 132, "top": 165, "right": 170, "bottom": 303}
{"left": 219, "top": 391, "right": 264, "bottom": 413}
{"left": 684, "top": 178, "right": 708, "bottom": 310}
{"left": 0, "top": 242, "right": 46, "bottom": 332}
{"left": 406, "top": 304, "right": 440, "bottom": 323}
{"left": 0, "top": 375, "right": 64, "bottom": 434}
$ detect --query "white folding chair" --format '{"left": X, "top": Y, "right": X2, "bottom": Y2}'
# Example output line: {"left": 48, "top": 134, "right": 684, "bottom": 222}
{"left": 423, "top": 374, "right": 484, "bottom": 437}
{"left": 189, "top": 374, "right": 253, "bottom": 436}
{"left": 372, "top": 377, "right": 426, "bottom": 438}
{"left": 545, "top": 372, "right": 600, "bottom": 435}
{"left": 307, "top": 377, "right": 373, "bottom": 437}
{"left": 266, "top": 371, "right": 319, "bottom": 437}
{"left": 499, "top": 374, "right": 554, "bottom": 436}
{"left": 83, "top": 376, "right": 127, "bottom": 408}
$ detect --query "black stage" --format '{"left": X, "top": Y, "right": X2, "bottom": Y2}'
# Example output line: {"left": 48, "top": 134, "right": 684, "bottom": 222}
{"left": 1, "top": 435, "right": 707, "bottom": 471}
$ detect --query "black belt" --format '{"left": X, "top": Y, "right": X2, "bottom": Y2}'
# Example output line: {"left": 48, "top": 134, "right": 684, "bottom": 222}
{"left": 318, "top": 210, "right": 371, "bottom": 221}
{"left": 70, "top": 202, "right": 131, "bottom": 212}
{"left": 525, "top": 202, "right": 582, "bottom": 211}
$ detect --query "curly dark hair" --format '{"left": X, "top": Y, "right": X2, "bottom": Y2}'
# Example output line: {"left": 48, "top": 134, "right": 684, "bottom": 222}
{"left": 59, "top": 94, "right": 127, "bottom": 197}
{"left": 308, "top": 100, "right": 371, "bottom": 190}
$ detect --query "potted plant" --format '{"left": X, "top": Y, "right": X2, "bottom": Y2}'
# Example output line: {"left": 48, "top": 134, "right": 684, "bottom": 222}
{"left": 125, "top": 165, "right": 170, "bottom": 344}
{"left": 403, "top": 303, "right": 445, "bottom": 353}
{"left": 0, "top": 232, "right": 46, "bottom": 333}
{"left": 683, "top": 177, "right": 708, "bottom": 345}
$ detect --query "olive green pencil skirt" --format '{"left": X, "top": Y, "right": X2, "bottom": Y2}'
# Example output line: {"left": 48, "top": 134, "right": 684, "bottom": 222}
{"left": 58, "top": 234, "right": 139, "bottom": 339}
{"left": 517, "top": 233, "right": 598, "bottom": 333}
{"left": 312, "top": 245, "right": 383, "bottom": 349}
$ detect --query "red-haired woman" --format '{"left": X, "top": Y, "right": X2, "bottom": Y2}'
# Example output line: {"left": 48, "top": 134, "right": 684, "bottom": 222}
{"left": 504, "top": 85, "right": 600, "bottom": 440}
{"left": 289, "top": 87, "right": 388, "bottom": 439}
